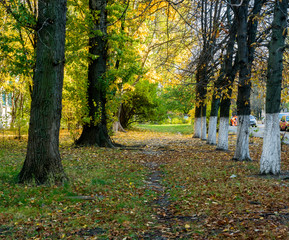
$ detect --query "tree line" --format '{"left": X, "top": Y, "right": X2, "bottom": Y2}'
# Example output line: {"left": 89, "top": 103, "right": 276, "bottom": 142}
{"left": 0, "top": 0, "right": 288, "bottom": 184}
{"left": 191, "top": 0, "right": 288, "bottom": 176}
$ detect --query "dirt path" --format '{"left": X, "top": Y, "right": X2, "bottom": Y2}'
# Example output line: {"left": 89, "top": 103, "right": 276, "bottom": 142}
{"left": 140, "top": 149, "right": 201, "bottom": 239}
{"left": 120, "top": 132, "right": 203, "bottom": 239}
{"left": 142, "top": 161, "right": 172, "bottom": 239}
{"left": 112, "top": 131, "right": 289, "bottom": 239}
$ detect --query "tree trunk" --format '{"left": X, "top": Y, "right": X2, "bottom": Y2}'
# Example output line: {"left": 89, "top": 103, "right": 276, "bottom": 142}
{"left": 260, "top": 0, "right": 288, "bottom": 175}
{"left": 75, "top": 0, "right": 113, "bottom": 147}
{"left": 233, "top": 0, "right": 251, "bottom": 161}
{"left": 201, "top": 104, "right": 207, "bottom": 140}
{"left": 216, "top": 11, "right": 238, "bottom": 150}
{"left": 18, "top": 0, "right": 67, "bottom": 185}
{"left": 194, "top": 58, "right": 208, "bottom": 139}
{"left": 193, "top": 0, "right": 223, "bottom": 140}
{"left": 207, "top": 115, "right": 218, "bottom": 145}
{"left": 207, "top": 75, "right": 222, "bottom": 145}
{"left": 193, "top": 105, "right": 202, "bottom": 138}
{"left": 113, "top": 103, "right": 126, "bottom": 132}
{"left": 233, "top": 0, "right": 265, "bottom": 160}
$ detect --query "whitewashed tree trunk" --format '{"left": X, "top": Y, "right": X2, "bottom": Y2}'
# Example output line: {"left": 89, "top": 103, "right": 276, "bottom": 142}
{"left": 207, "top": 116, "right": 217, "bottom": 144}
{"left": 201, "top": 116, "right": 207, "bottom": 140}
{"left": 259, "top": 0, "right": 287, "bottom": 175}
{"left": 233, "top": 115, "right": 251, "bottom": 161}
{"left": 217, "top": 117, "right": 229, "bottom": 150}
{"left": 260, "top": 113, "right": 280, "bottom": 174}
{"left": 193, "top": 117, "right": 202, "bottom": 138}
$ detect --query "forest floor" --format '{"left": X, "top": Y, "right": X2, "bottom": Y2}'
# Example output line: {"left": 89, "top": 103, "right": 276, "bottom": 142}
{"left": 1, "top": 127, "right": 289, "bottom": 239}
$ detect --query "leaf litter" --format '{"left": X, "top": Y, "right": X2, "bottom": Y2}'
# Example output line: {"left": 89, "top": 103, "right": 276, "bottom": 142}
{"left": 1, "top": 131, "right": 289, "bottom": 239}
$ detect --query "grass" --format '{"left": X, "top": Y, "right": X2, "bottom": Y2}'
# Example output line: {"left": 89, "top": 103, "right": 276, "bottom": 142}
{"left": 0, "top": 137, "right": 153, "bottom": 239}
{"left": 1, "top": 127, "right": 289, "bottom": 239}
{"left": 135, "top": 123, "right": 193, "bottom": 135}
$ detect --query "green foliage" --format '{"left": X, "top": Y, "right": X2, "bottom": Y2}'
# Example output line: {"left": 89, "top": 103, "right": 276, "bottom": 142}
{"left": 136, "top": 123, "right": 193, "bottom": 134}
{"left": 61, "top": 0, "right": 90, "bottom": 138}
{"left": 159, "top": 84, "right": 195, "bottom": 115}
{"left": 0, "top": 2, "right": 36, "bottom": 77}
{"left": 120, "top": 80, "right": 166, "bottom": 128}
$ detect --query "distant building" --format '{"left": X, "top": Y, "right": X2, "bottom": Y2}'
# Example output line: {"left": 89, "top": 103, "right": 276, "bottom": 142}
{"left": 0, "top": 91, "right": 12, "bottom": 128}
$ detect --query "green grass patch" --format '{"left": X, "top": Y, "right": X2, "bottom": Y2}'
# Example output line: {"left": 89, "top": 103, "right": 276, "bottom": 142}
{"left": 0, "top": 139, "right": 153, "bottom": 239}
{"left": 135, "top": 123, "right": 193, "bottom": 135}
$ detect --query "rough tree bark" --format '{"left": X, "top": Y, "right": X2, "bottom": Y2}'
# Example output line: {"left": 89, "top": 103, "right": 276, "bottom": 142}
{"left": 194, "top": 62, "right": 207, "bottom": 139}
{"left": 193, "top": 105, "right": 202, "bottom": 138}
{"left": 233, "top": 0, "right": 264, "bottom": 160}
{"left": 18, "top": 0, "right": 67, "bottom": 185}
{"left": 75, "top": 0, "right": 114, "bottom": 147}
{"left": 260, "top": 0, "right": 288, "bottom": 175}
{"left": 194, "top": 0, "right": 223, "bottom": 140}
{"left": 207, "top": 77, "right": 222, "bottom": 145}
{"left": 232, "top": 0, "right": 251, "bottom": 161}
{"left": 217, "top": 14, "right": 238, "bottom": 151}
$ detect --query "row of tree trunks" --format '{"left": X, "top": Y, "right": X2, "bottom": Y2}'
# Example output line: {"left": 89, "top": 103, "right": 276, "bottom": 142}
{"left": 199, "top": 0, "right": 265, "bottom": 156}
{"left": 206, "top": 4, "right": 239, "bottom": 149}
{"left": 197, "top": 0, "right": 287, "bottom": 177}
{"left": 260, "top": 0, "right": 288, "bottom": 174}
{"left": 193, "top": 0, "right": 223, "bottom": 141}
{"left": 207, "top": 2, "right": 233, "bottom": 146}
{"left": 217, "top": 15, "right": 238, "bottom": 151}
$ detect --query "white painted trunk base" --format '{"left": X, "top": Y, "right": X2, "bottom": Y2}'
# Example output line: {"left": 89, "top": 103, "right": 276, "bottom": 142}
{"left": 234, "top": 115, "right": 251, "bottom": 161}
{"left": 201, "top": 116, "right": 207, "bottom": 140}
{"left": 260, "top": 113, "right": 280, "bottom": 175}
{"left": 207, "top": 116, "right": 217, "bottom": 145}
{"left": 193, "top": 117, "right": 202, "bottom": 138}
{"left": 217, "top": 117, "right": 229, "bottom": 150}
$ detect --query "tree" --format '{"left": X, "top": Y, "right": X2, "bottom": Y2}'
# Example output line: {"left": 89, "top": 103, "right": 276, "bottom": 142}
{"left": 118, "top": 80, "right": 163, "bottom": 128}
{"left": 18, "top": 0, "right": 68, "bottom": 184}
{"left": 207, "top": 3, "right": 238, "bottom": 146}
{"left": 260, "top": 0, "right": 288, "bottom": 175}
{"left": 233, "top": 0, "right": 265, "bottom": 160}
{"left": 0, "top": 1, "right": 37, "bottom": 132}
{"left": 193, "top": 0, "right": 224, "bottom": 140}
{"left": 160, "top": 84, "right": 195, "bottom": 115}
{"left": 75, "top": 0, "right": 114, "bottom": 147}
{"left": 216, "top": 12, "right": 238, "bottom": 150}
{"left": 207, "top": 78, "right": 222, "bottom": 145}
{"left": 232, "top": 0, "right": 251, "bottom": 161}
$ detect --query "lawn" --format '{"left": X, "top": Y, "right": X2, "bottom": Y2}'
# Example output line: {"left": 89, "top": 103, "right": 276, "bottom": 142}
{"left": 135, "top": 123, "right": 194, "bottom": 135}
{"left": 1, "top": 128, "right": 289, "bottom": 239}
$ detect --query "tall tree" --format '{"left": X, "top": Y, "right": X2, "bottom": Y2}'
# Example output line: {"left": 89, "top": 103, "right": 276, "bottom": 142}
{"left": 193, "top": 0, "right": 223, "bottom": 140}
{"left": 18, "top": 0, "right": 68, "bottom": 184}
{"left": 232, "top": 0, "right": 251, "bottom": 161}
{"left": 233, "top": 0, "right": 265, "bottom": 160}
{"left": 207, "top": 76, "right": 222, "bottom": 145}
{"left": 216, "top": 12, "right": 238, "bottom": 150}
{"left": 260, "top": 0, "right": 288, "bottom": 175}
{"left": 75, "top": 0, "right": 114, "bottom": 147}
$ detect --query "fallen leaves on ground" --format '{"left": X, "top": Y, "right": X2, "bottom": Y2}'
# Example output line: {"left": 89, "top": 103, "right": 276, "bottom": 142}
{"left": 0, "top": 130, "right": 289, "bottom": 239}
